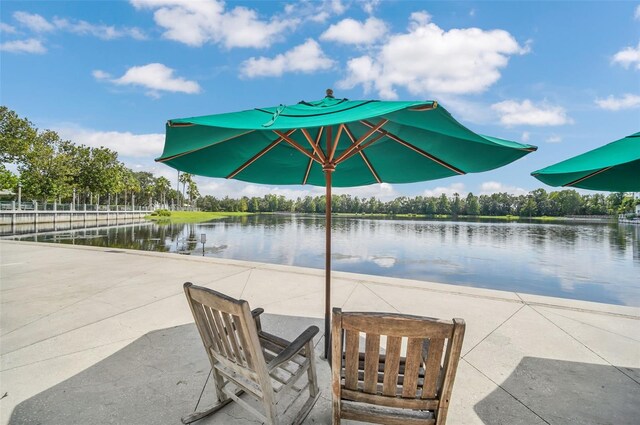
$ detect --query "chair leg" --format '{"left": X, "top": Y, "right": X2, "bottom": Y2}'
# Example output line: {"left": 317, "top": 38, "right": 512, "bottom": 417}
{"left": 305, "top": 340, "right": 319, "bottom": 398}
{"left": 292, "top": 391, "right": 320, "bottom": 425}
{"left": 290, "top": 340, "right": 320, "bottom": 425}
{"left": 211, "top": 367, "right": 228, "bottom": 403}
{"left": 181, "top": 388, "right": 245, "bottom": 424}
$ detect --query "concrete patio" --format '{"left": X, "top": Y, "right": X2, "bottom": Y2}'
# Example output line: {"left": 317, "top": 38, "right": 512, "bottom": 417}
{"left": 1, "top": 240, "right": 639, "bottom": 424}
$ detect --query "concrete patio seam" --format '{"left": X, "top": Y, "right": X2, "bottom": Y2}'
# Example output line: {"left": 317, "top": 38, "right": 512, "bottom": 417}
{"left": 1, "top": 268, "right": 170, "bottom": 338}
{"left": 238, "top": 269, "right": 253, "bottom": 300}
{"left": 1, "top": 264, "right": 259, "bottom": 356}
{"left": 361, "top": 282, "right": 401, "bottom": 313}
{"left": 520, "top": 300, "right": 639, "bottom": 320}
{"left": 260, "top": 287, "right": 325, "bottom": 309}
{"left": 530, "top": 305, "right": 640, "bottom": 386}
{"left": 537, "top": 308, "right": 640, "bottom": 344}
{"left": 0, "top": 337, "right": 137, "bottom": 372}
{"left": 0, "top": 291, "right": 184, "bottom": 356}
{"left": 339, "top": 280, "right": 361, "bottom": 309}
{"left": 363, "top": 279, "right": 522, "bottom": 306}
{"left": 461, "top": 357, "right": 552, "bottom": 425}
{"left": 461, "top": 303, "right": 527, "bottom": 358}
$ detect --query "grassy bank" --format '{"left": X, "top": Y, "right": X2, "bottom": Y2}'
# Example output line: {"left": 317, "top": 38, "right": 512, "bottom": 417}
{"left": 146, "top": 211, "right": 252, "bottom": 223}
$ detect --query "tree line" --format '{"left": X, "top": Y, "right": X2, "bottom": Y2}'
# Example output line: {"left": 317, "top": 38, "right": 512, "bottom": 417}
{"left": 1, "top": 106, "right": 197, "bottom": 207}
{"left": 2, "top": 106, "right": 637, "bottom": 216}
{"left": 197, "top": 190, "right": 638, "bottom": 217}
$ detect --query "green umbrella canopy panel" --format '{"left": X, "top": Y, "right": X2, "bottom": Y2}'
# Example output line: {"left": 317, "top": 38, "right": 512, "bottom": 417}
{"left": 157, "top": 96, "right": 537, "bottom": 186}
{"left": 532, "top": 132, "right": 640, "bottom": 192}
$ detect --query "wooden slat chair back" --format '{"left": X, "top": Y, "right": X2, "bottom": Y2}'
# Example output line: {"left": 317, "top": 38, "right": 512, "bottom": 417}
{"left": 183, "top": 283, "right": 320, "bottom": 425}
{"left": 331, "top": 308, "right": 465, "bottom": 425}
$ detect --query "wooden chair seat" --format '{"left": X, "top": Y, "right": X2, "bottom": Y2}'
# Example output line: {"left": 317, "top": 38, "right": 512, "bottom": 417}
{"left": 183, "top": 283, "right": 320, "bottom": 425}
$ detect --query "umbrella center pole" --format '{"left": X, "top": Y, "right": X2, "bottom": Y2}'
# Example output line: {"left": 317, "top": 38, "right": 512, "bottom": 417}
{"left": 323, "top": 164, "right": 334, "bottom": 359}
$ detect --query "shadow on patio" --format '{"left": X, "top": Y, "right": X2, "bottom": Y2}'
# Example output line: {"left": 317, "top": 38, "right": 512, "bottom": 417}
{"left": 473, "top": 356, "right": 640, "bottom": 425}
{"left": 9, "top": 314, "right": 329, "bottom": 425}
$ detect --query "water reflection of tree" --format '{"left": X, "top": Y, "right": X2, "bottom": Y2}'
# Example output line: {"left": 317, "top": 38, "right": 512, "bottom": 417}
{"left": 608, "top": 223, "right": 630, "bottom": 256}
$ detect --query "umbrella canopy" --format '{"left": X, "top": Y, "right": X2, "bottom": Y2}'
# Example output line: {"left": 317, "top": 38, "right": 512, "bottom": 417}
{"left": 532, "top": 132, "right": 640, "bottom": 192}
{"left": 157, "top": 93, "right": 537, "bottom": 357}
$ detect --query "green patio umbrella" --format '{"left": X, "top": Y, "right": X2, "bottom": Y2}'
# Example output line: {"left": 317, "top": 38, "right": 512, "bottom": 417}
{"left": 532, "top": 132, "right": 640, "bottom": 191}
{"left": 156, "top": 91, "right": 537, "bottom": 357}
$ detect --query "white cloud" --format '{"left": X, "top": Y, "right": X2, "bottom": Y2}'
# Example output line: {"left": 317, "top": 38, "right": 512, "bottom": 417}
{"left": 240, "top": 39, "right": 334, "bottom": 78}
{"left": 337, "top": 11, "right": 528, "bottom": 98}
{"left": 546, "top": 134, "right": 562, "bottom": 144}
{"left": 433, "top": 96, "right": 496, "bottom": 124}
{"left": 333, "top": 183, "right": 398, "bottom": 201}
{"left": 11, "top": 11, "right": 145, "bottom": 41}
{"left": 131, "top": 0, "right": 296, "bottom": 48}
{"left": 479, "top": 181, "right": 528, "bottom": 196}
{"left": 55, "top": 126, "right": 164, "bottom": 158}
{"left": 95, "top": 63, "right": 201, "bottom": 96}
{"left": 635, "top": 5, "right": 640, "bottom": 20}
{"left": 282, "top": 0, "right": 347, "bottom": 24}
{"left": 0, "top": 22, "right": 17, "bottom": 33}
{"left": 92, "top": 70, "right": 112, "bottom": 80}
{"left": 423, "top": 183, "right": 466, "bottom": 197}
{"left": 0, "top": 38, "right": 46, "bottom": 54}
{"left": 595, "top": 93, "right": 640, "bottom": 111}
{"left": 320, "top": 17, "right": 387, "bottom": 45}
{"left": 52, "top": 17, "right": 146, "bottom": 40}
{"left": 612, "top": 42, "right": 640, "bottom": 70}
{"left": 329, "top": 0, "right": 347, "bottom": 15}
{"left": 361, "top": 0, "right": 381, "bottom": 15}
{"left": 521, "top": 131, "right": 531, "bottom": 142}
{"left": 491, "top": 99, "right": 572, "bottom": 126}
{"left": 13, "top": 11, "right": 55, "bottom": 32}
{"left": 238, "top": 184, "right": 315, "bottom": 199}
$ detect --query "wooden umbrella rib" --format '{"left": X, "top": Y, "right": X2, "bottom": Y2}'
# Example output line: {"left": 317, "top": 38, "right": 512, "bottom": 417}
{"left": 302, "top": 127, "right": 325, "bottom": 185}
{"left": 328, "top": 124, "right": 344, "bottom": 163}
{"left": 564, "top": 166, "right": 612, "bottom": 187}
{"left": 273, "top": 130, "right": 320, "bottom": 163}
{"left": 333, "top": 119, "right": 388, "bottom": 165}
{"left": 302, "top": 157, "right": 314, "bottom": 185}
{"left": 226, "top": 130, "right": 295, "bottom": 179}
{"left": 301, "top": 128, "right": 327, "bottom": 163}
{"left": 339, "top": 131, "right": 386, "bottom": 164}
{"left": 341, "top": 124, "right": 381, "bottom": 183}
{"left": 360, "top": 120, "right": 466, "bottom": 175}
{"left": 359, "top": 150, "right": 382, "bottom": 184}
{"left": 325, "top": 126, "right": 333, "bottom": 164}
{"left": 156, "top": 130, "right": 256, "bottom": 163}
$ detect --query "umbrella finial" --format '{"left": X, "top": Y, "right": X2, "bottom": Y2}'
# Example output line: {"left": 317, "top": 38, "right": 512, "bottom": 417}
{"left": 326, "top": 88, "right": 334, "bottom": 98}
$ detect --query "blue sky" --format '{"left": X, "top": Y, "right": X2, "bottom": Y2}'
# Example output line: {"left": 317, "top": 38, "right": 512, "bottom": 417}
{"left": 1, "top": 0, "right": 638, "bottom": 200}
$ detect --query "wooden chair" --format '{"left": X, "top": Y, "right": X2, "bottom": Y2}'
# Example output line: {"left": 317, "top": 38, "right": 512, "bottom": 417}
{"left": 183, "top": 282, "right": 320, "bottom": 425}
{"left": 331, "top": 308, "right": 465, "bottom": 425}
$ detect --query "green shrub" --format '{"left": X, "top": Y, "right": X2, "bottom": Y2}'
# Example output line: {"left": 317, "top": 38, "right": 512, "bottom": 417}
{"left": 155, "top": 209, "right": 171, "bottom": 217}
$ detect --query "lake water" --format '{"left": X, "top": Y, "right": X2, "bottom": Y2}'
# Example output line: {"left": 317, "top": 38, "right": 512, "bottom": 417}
{"left": 12, "top": 215, "right": 640, "bottom": 307}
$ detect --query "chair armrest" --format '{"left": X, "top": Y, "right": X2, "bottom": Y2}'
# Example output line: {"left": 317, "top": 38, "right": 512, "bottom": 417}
{"left": 267, "top": 326, "right": 319, "bottom": 372}
{"left": 251, "top": 308, "right": 264, "bottom": 332}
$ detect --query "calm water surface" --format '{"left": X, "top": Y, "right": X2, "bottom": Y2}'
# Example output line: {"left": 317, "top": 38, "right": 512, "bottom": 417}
{"left": 14, "top": 215, "right": 640, "bottom": 307}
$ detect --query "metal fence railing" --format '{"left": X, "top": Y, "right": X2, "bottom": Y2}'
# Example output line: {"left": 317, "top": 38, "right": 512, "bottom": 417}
{"left": 0, "top": 201, "right": 158, "bottom": 212}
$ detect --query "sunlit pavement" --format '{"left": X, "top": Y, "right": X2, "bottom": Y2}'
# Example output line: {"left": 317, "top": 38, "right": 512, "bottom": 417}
{"left": 1, "top": 240, "right": 639, "bottom": 424}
